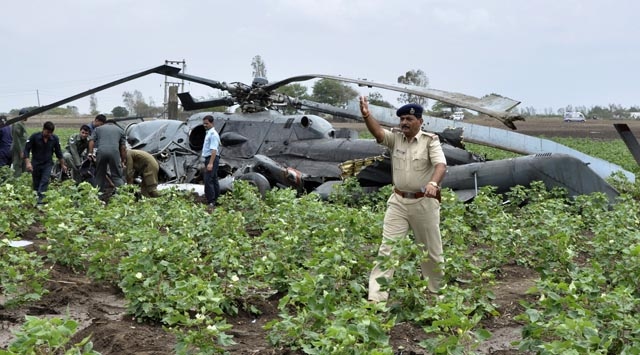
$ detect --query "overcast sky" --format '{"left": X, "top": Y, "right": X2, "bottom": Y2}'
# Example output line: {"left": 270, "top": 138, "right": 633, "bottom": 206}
{"left": 1, "top": 0, "right": 638, "bottom": 116}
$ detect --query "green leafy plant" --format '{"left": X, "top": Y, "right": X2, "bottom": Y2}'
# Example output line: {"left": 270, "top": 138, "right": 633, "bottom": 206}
{"left": 1, "top": 315, "right": 100, "bottom": 355}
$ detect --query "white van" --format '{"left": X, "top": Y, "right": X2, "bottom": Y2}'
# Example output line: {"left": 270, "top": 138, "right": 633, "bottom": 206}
{"left": 451, "top": 110, "right": 464, "bottom": 121}
{"left": 563, "top": 112, "right": 586, "bottom": 122}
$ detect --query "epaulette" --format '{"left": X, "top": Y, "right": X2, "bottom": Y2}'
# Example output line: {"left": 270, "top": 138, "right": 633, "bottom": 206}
{"left": 421, "top": 131, "right": 439, "bottom": 139}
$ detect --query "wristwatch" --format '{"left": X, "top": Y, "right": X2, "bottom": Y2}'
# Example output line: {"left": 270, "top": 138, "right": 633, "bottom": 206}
{"left": 428, "top": 181, "right": 440, "bottom": 189}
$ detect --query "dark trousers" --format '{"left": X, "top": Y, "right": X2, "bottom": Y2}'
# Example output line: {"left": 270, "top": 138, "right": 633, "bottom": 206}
{"left": 0, "top": 150, "right": 11, "bottom": 167}
{"left": 203, "top": 155, "right": 220, "bottom": 204}
{"left": 32, "top": 162, "right": 52, "bottom": 203}
{"left": 95, "top": 151, "right": 124, "bottom": 192}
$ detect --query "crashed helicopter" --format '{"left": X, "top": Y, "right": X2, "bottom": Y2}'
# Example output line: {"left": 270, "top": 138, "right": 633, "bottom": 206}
{"left": 0, "top": 64, "right": 631, "bottom": 204}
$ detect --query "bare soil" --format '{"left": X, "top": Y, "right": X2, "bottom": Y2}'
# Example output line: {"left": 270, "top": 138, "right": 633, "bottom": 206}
{"left": 335, "top": 116, "right": 640, "bottom": 140}
{"left": 2, "top": 118, "right": 638, "bottom": 354}
{"left": 0, "top": 227, "right": 537, "bottom": 354}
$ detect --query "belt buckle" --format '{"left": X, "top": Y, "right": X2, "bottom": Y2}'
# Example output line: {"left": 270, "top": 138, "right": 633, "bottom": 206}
{"left": 405, "top": 191, "right": 417, "bottom": 198}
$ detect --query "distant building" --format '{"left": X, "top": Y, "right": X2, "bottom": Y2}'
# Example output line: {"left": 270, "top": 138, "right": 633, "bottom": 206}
{"left": 629, "top": 112, "right": 640, "bottom": 119}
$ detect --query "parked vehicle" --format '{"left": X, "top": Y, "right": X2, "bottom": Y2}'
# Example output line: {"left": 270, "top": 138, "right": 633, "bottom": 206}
{"left": 451, "top": 110, "right": 465, "bottom": 121}
{"left": 563, "top": 112, "right": 586, "bottom": 122}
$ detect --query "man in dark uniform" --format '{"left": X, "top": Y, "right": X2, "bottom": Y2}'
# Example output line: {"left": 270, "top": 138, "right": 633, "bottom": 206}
{"left": 87, "top": 119, "right": 126, "bottom": 194}
{"left": 87, "top": 114, "right": 106, "bottom": 135}
{"left": 23, "top": 121, "right": 67, "bottom": 203}
{"left": 10, "top": 108, "right": 29, "bottom": 177}
{"left": 360, "top": 97, "right": 447, "bottom": 303}
{"left": 63, "top": 124, "right": 91, "bottom": 181}
{"left": 125, "top": 149, "right": 160, "bottom": 197}
{"left": 0, "top": 116, "right": 11, "bottom": 168}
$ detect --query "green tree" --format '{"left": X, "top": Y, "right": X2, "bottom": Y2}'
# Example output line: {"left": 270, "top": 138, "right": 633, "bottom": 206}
{"left": 397, "top": 69, "right": 429, "bottom": 106}
{"left": 251, "top": 55, "right": 267, "bottom": 79}
{"left": 430, "top": 101, "right": 455, "bottom": 118}
{"left": 49, "top": 106, "right": 79, "bottom": 116}
{"left": 9, "top": 106, "right": 39, "bottom": 116}
{"left": 367, "top": 92, "right": 394, "bottom": 108}
{"left": 311, "top": 79, "right": 358, "bottom": 107}
{"left": 122, "top": 90, "right": 163, "bottom": 117}
{"left": 277, "top": 83, "right": 309, "bottom": 99}
{"left": 277, "top": 83, "right": 310, "bottom": 114}
{"left": 89, "top": 94, "right": 99, "bottom": 115}
{"left": 111, "top": 106, "right": 129, "bottom": 117}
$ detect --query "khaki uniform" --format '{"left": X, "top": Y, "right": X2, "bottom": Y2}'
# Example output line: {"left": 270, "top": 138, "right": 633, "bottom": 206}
{"left": 126, "top": 150, "right": 160, "bottom": 197}
{"left": 368, "top": 129, "right": 447, "bottom": 302}
{"left": 63, "top": 133, "right": 90, "bottom": 169}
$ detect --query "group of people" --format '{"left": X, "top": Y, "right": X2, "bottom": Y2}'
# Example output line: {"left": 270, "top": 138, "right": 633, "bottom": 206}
{"left": 79, "top": 114, "right": 161, "bottom": 199}
{"left": 3, "top": 101, "right": 447, "bottom": 304}
{"left": 0, "top": 112, "right": 161, "bottom": 203}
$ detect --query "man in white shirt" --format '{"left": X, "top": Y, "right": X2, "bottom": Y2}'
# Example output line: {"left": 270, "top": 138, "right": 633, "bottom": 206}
{"left": 202, "top": 115, "right": 221, "bottom": 206}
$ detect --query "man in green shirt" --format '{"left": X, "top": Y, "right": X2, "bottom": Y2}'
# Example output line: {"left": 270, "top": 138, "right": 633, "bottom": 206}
{"left": 10, "top": 108, "right": 29, "bottom": 177}
{"left": 63, "top": 125, "right": 91, "bottom": 181}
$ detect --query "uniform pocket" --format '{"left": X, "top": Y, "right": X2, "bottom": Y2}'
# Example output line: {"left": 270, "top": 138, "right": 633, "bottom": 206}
{"left": 411, "top": 158, "right": 429, "bottom": 171}
{"left": 392, "top": 149, "right": 407, "bottom": 170}
{"left": 412, "top": 151, "right": 430, "bottom": 171}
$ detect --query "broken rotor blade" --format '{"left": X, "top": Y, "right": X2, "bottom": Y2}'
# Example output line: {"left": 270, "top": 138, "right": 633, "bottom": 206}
{"left": 614, "top": 123, "right": 640, "bottom": 167}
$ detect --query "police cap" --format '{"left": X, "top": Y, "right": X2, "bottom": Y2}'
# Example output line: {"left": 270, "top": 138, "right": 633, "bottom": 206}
{"left": 396, "top": 103, "right": 423, "bottom": 118}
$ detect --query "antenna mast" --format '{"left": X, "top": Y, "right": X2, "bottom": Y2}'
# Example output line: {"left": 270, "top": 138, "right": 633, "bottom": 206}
{"left": 164, "top": 59, "right": 186, "bottom": 119}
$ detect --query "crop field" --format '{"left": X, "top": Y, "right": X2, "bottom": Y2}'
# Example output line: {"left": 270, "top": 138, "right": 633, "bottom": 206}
{"left": 1, "top": 119, "right": 640, "bottom": 354}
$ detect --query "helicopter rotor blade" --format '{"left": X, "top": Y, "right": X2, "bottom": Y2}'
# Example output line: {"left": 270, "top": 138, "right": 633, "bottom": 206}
{"left": 177, "top": 93, "right": 235, "bottom": 111}
{"left": 292, "top": 99, "right": 362, "bottom": 121}
{"left": 261, "top": 74, "right": 523, "bottom": 130}
{"left": 261, "top": 75, "right": 319, "bottom": 92}
{"left": 166, "top": 72, "right": 232, "bottom": 92}
{"left": 0, "top": 64, "right": 180, "bottom": 128}
{"left": 292, "top": 98, "right": 400, "bottom": 128}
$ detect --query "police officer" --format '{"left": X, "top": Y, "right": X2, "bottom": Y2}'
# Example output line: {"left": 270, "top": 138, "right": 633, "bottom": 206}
{"left": 63, "top": 124, "right": 91, "bottom": 181}
{"left": 359, "top": 97, "right": 447, "bottom": 303}
{"left": 125, "top": 149, "right": 160, "bottom": 198}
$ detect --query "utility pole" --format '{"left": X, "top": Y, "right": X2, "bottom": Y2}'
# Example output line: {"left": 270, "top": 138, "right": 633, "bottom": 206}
{"left": 164, "top": 59, "right": 186, "bottom": 119}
